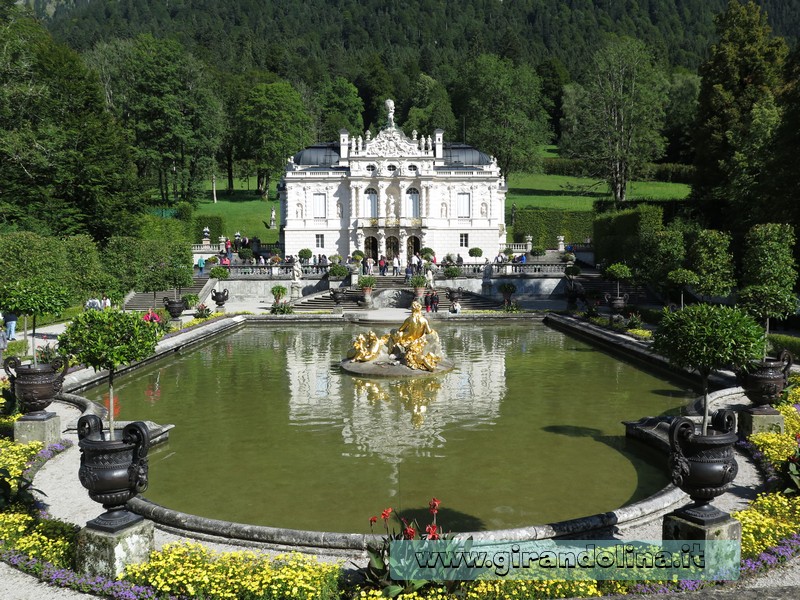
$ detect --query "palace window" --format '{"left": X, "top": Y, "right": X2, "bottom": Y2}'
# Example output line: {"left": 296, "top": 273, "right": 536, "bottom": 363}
{"left": 366, "top": 164, "right": 376, "bottom": 173}
{"left": 365, "top": 188, "right": 378, "bottom": 218}
{"left": 460, "top": 233, "right": 469, "bottom": 247}
{"left": 316, "top": 234, "right": 324, "bottom": 248}
{"left": 313, "top": 193, "right": 326, "bottom": 218}
{"left": 406, "top": 187, "right": 420, "bottom": 218}
{"left": 457, "top": 193, "right": 470, "bottom": 218}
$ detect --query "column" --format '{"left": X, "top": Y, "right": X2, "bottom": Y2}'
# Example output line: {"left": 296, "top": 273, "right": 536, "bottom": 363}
{"left": 398, "top": 183, "right": 407, "bottom": 220}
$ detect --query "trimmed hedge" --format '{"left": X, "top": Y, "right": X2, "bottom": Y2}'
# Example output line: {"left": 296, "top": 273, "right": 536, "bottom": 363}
{"left": 543, "top": 157, "right": 695, "bottom": 184}
{"left": 513, "top": 208, "right": 593, "bottom": 248}
{"left": 593, "top": 204, "right": 663, "bottom": 265}
{"left": 768, "top": 334, "right": 800, "bottom": 359}
{"left": 192, "top": 215, "right": 225, "bottom": 244}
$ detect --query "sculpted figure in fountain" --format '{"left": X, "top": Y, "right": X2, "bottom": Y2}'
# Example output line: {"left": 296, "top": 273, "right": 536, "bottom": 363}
{"left": 345, "top": 301, "right": 443, "bottom": 372}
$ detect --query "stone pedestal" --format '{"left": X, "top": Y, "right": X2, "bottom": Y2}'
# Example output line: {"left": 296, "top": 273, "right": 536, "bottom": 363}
{"left": 332, "top": 306, "right": 343, "bottom": 315}
{"left": 738, "top": 409, "right": 784, "bottom": 437}
{"left": 214, "top": 305, "right": 226, "bottom": 314}
{"left": 75, "top": 519, "right": 154, "bottom": 579}
{"left": 14, "top": 412, "right": 61, "bottom": 445}
{"left": 663, "top": 511, "right": 741, "bottom": 543}
{"left": 291, "top": 282, "right": 302, "bottom": 300}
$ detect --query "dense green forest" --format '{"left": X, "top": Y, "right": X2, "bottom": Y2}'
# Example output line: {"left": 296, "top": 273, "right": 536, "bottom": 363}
{"left": 3, "top": 0, "right": 800, "bottom": 250}
{"left": 27, "top": 0, "right": 800, "bottom": 81}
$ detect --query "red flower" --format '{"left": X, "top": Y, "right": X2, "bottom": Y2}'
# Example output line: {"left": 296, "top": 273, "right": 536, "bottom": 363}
{"left": 403, "top": 525, "right": 416, "bottom": 540}
{"left": 381, "top": 508, "right": 393, "bottom": 521}
{"left": 429, "top": 497, "right": 441, "bottom": 515}
{"left": 369, "top": 516, "right": 377, "bottom": 526}
{"left": 425, "top": 523, "right": 439, "bottom": 540}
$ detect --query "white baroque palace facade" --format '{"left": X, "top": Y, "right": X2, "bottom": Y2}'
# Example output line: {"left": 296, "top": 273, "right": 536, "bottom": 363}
{"left": 279, "top": 101, "right": 507, "bottom": 263}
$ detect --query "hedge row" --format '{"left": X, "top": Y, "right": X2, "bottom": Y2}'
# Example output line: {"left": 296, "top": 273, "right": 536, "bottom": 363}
{"left": 593, "top": 204, "right": 664, "bottom": 264}
{"left": 191, "top": 215, "right": 225, "bottom": 244}
{"left": 542, "top": 157, "right": 695, "bottom": 184}
{"left": 512, "top": 208, "right": 594, "bottom": 248}
{"left": 768, "top": 334, "right": 800, "bottom": 358}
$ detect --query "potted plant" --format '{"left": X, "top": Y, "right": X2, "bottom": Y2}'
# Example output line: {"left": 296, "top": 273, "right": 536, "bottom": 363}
{"left": 603, "top": 262, "right": 632, "bottom": 313}
{"left": 59, "top": 309, "right": 163, "bottom": 441}
{"left": 329, "top": 254, "right": 343, "bottom": 264}
{"left": 498, "top": 282, "right": 517, "bottom": 305}
{"left": 238, "top": 247, "right": 254, "bottom": 264}
{"left": 502, "top": 247, "right": 515, "bottom": 262}
{"left": 358, "top": 275, "right": 377, "bottom": 293}
{"left": 653, "top": 303, "right": 763, "bottom": 524}
{"left": 667, "top": 268, "right": 698, "bottom": 310}
{"left": 737, "top": 223, "right": 798, "bottom": 408}
{"left": 0, "top": 278, "right": 71, "bottom": 417}
{"left": 328, "top": 263, "right": 350, "bottom": 279}
{"left": 409, "top": 274, "right": 428, "bottom": 300}
{"left": 59, "top": 309, "right": 162, "bottom": 532}
{"left": 271, "top": 285, "right": 288, "bottom": 304}
{"left": 298, "top": 248, "right": 313, "bottom": 264}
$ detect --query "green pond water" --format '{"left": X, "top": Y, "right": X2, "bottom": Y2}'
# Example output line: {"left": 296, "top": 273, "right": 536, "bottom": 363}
{"left": 84, "top": 322, "right": 693, "bottom": 533}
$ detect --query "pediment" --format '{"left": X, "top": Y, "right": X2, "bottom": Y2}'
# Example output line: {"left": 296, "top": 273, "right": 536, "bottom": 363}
{"left": 362, "top": 127, "right": 424, "bottom": 158}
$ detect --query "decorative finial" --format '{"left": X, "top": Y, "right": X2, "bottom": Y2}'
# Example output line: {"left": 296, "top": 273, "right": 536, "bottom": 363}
{"left": 385, "top": 98, "right": 395, "bottom": 128}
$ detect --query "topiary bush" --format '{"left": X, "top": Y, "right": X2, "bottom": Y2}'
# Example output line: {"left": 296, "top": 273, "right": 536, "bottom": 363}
{"left": 209, "top": 266, "right": 229, "bottom": 280}
{"left": 468, "top": 247, "right": 483, "bottom": 258}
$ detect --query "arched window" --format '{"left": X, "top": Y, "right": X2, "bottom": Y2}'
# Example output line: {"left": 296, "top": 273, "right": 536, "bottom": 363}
{"left": 406, "top": 187, "right": 420, "bottom": 218}
{"left": 365, "top": 188, "right": 378, "bottom": 218}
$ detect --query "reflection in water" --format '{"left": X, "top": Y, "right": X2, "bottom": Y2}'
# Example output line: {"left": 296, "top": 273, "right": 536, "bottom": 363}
{"left": 89, "top": 323, "right": 693, "bottom": 532}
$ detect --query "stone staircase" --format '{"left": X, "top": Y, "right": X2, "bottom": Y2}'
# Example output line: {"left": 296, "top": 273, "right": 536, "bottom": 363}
{"left": 292, "top": 276, "right": 502, "bottom": 312}
{"left": 124, "top": 276, "right": 210, "bottom": 311}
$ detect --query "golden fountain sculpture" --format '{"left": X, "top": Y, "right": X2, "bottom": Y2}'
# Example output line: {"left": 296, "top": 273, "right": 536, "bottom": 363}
{"left": 344, "top": 301, "right": 450, "bottom": 374}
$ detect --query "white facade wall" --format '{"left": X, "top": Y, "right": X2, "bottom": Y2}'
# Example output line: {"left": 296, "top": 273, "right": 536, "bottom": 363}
{"left": 280, "top": 112, "right": 507, "bottom": 264}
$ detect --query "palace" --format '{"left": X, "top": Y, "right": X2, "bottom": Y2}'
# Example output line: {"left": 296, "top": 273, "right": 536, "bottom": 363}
{"left": 279, "top": 100, "right": 507, "bottom": 264}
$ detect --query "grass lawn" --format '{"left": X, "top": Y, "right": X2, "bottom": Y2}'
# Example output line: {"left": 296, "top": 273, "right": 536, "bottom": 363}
{"left": 194, "top": 184, "right": 280, "bottom": 243}
{"left": 507, "top": 173, "right": 691, "bottom": 211}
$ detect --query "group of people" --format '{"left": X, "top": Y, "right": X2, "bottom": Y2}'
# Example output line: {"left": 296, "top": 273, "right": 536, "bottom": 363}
{"left": 85, "top": 294, "right": 112, "bottom": 311}
{"left": 423, "top": 291, "right": 440, "bottom": 312}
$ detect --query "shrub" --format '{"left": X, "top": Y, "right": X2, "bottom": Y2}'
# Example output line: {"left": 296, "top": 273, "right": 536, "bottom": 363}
{"left": 498, "top": 282, "right": 517, "bottom": 294}
{"left": 182, "top": 293, "right": 200, "bottom": 308}
{"left": 270, "top": 302, "right": 294, "bottom": 315}
{"left": 209, "top": 266, "right": 229, "bottom": 280}
{"left": 503, "top": 247, "right": 515, "bottom": 258}
{"left": 530, "top": 246, "right": 546, "bottom": 256}
{"left": 443, "top": 266, "right": 462, "bottom": 278}
{"left": 468, "top": 247, "right": 483, "bottom": 257}
{"left": 298, "top": 248, "right": 313, "bottom": 261}
{"left": 352, "top": 250, "right": 365, "bottom": 261}
{"left": 768, "top": 334, "right": 800, "bottom": 359}
{"left": 271, "top": 285, "right": 288, "bottom": 302}
{"left": 409, "top": 274, "right": 428, "bottom": 288}
{"left": 514, "top": 208, "right": 594, "bottom": 249}
{"left": 194, "top": 304, "right": 212, "bottom": 319}
{"left": 328, "top": 263, "right": 350, "bottom": 278}
{"left": 358, "top": 276, "right": 377, "bottom": 289}
{"left": 238, "top": 247, "right": 254, "bottom": 262}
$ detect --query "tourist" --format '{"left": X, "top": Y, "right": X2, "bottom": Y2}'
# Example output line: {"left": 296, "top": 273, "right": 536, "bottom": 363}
{"left": 425, "top": 267, "right": 435, "bottom": 289}
{"left": 451, "top": 300, "right": 461, "bottom": 314}
{"left": 392, "top": 255, "right": 400, "bottom": 276}
{"left": 85, "top": 297, "right": 102, "bottom": 311}
{"left": 143, "top": 308, "right": 161, "bottom": 323}
{"left": 3, "top": 311, "right": 17, "bottom": 341}
{"left": 0, "top": 327, "right": 7, "bottom": 362}
{"left": 456, "top": 254, "right": 464, "bottom": 266}
{"left": 366, "top": 256, "right": 375, "bottom": 275}
{"left": 101, "top": 294, "right": 111, "bottom": 309}
{"left": 404, "top": 263, "right": 413, "bottom": 283}
{"left": 424, "top": 292, "right": 432, "bottom": 312}
{"left": 378, "top": 255, "right": 386, "bottom": 276}
{"left": 197, "top": 255, "right": 206, "bottom": 275}
{"left": 431, "top": 290, "right": 440, "bottom": 313}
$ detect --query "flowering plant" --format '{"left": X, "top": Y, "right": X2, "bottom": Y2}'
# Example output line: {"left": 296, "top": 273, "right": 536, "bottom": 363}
{"left": 194, "top": 303, "right": 212, "bottom": 319}
{"left": 363, "top": 497, "right": 458, "bottom": 597}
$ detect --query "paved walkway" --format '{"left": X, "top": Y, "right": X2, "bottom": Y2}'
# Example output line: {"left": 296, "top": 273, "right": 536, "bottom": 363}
{"left": 3, "top": 300, "right": 800, "bottom": 598}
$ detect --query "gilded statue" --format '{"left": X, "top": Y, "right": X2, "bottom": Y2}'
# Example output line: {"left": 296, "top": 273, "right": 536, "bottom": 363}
{"left": 346, "top": 301, "right": 442, "bottom": 372}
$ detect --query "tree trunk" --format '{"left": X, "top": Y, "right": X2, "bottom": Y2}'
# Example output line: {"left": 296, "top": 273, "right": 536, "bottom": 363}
{"left": 212, "top": 173, "right": 217, "bottom": 203}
